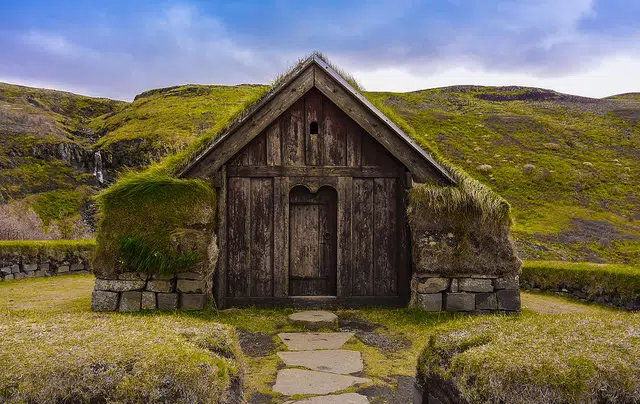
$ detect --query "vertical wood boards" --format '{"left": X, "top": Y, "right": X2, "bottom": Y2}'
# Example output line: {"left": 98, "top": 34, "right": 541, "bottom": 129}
{"left": 304, "top": 89, "right": 324, "bottom": 166}
{"left": 266, "top": 121, "right": 282, "bottom": 166}
{"left": 323, "top": 98, "right": 347, "bottom": 166}
{"left": 282, "top": 99, "right": 305, "bottom": 166}
{"left": 227, "top": 177, "right": 251, "bottom": 297}
{"left": 374, "top": 178, "right": 398, "bottom": 296}
{"left": 215, "top": 166, "right": 227, "bottom": 308}
{"left": 272, "top": 177, "right": 288, "bottom": 296}
{"left": 250, "top": 178, "right": 273, "bottom": 297}
{"left": 352, "top": 178, "right": 374, "bottom": 296}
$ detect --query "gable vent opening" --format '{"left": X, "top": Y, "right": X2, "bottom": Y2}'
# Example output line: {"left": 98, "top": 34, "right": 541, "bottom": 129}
{"left": 310, "top": 121, "right": 319, "bottom": 135}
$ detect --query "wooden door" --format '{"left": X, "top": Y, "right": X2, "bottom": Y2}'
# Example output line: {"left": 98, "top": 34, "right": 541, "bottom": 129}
{"left": 289, "top": 186, "right": 337, "bottom": 296}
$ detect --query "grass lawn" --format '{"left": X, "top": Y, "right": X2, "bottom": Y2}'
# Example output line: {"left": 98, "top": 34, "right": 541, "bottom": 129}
{"left": 1, "top": 275, "right": 638, "bottom": 403}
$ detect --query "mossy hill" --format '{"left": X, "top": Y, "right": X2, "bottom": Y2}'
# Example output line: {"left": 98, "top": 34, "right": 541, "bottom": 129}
{"left": 1, "top": 82, "right": 639, "bottom": 263}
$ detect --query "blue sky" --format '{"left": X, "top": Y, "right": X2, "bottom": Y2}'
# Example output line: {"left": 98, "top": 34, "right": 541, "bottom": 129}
{"left": 1, "top": 0, "right": 639, "bottom": 100}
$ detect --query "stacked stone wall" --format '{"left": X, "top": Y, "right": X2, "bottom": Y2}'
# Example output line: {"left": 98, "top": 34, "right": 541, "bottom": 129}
{"left": 0, "top": 254, "right": 90, "bottom": 281}
{"left": 412, "top": 273, "right": 520, "bottom": 313}
{"left": 92, "top": 272, "right": 209, "bottom": 312}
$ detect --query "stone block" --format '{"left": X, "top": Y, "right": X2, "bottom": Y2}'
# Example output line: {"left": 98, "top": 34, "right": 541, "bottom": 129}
{"left": 417, "top": 278, "right": 449, "bottom": 294}
{"left": 177, "top": 279, "right": 206, "bottom": 293}
{"left": 118, "top": 272, "right": 147, "bottom": 281}
{"left": 288, "top": 311, "right": 338, "bottom": 330}
{"left": 24, "top": 271, "right": 35, "bottom": 278}
{"left": 57, "top": 265, "right": 70, "bottom": 273}
{"left": 475, "top": 293, "right": 497, "bottom": 310}
{"left": 3, "top": 274, "right": 14, "bottom": 281}
{"left": 92, "top": 290, "right": 119, "bottom": 312}
{"left": 151, "top": 273, "right": 174, "bottom": 280}
{"left": 13, "top": 273, "right": 25, "bottom": 280}
{"left": 445, "top": 293, "right": 475, "bottom": 312}
{"left": 494, "top": 275, "right": 519, "bottom": 290}
{"left": 23, "top": 263, "right": 38, "bottom": 272}
{"left": 176, "top": 272, "right": 202, "bottom": 280}
{"left": 450, "top": 279, "right": 459, "bottom": 293}
{"left": 70, "top": 263, "right": 85, "bottom": 271}
{"left": 180, "top": 293, "right": 206, "bottom": 310}
{"left": 119, "top": 291, "right": 142, "bottom": 312}
{"left": 497, "top": 290, "right": 521, "bottom": 311}
{"left": 157, "top": 293, "right": 178, "bottom": 310}
{"left": 94, "top": 279, "right": 146, "bottom": 292}
{"left": 39, "top": 263, "right": 50, "bottom": 272}
{"left": 1, "top": 267, "right": 11, "bottom": 275}
{"left": 11, "top": 264, "right": 20, "bottom": 273}
{"left": 459, "top": 278, "right": 493, "bottom": 293}
{"left": 146, "top": 280, "right": 174, "bottom": 293}
{"left": 417, "top": 293, "right": 442, "bottom": 311}
{"left": 34, "top": 270, "right": 45, "bottom": 278}
{"left": 142, "top": 292, "right": 157, "bottom": 310}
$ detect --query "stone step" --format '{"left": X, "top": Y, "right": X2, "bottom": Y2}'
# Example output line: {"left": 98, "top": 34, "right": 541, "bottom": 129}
{"left": 273, "top": 369, "right": 370, "bottom": 396}
{"left": 284, "top": 393, "right": 370, "bottom": 403}
{"left": 278, "top": 332, "right": 354, "bottom": 351}
{"left": 278, "top": 349, "right": 363, "bottom": 374}
{"left": 288, "top": 310, "right": 338, "bottom": 330}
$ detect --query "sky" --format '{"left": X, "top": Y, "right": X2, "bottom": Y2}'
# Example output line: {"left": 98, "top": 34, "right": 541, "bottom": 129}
{"left": 1, "top": 0, "right": 639, "bottom": 101}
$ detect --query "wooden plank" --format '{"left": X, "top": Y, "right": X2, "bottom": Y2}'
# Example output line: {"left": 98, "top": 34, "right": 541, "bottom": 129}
{"left": 289, "top": 201, "right": 320, "bottom": 295}
{"left": 346, "top": 123, "right": 362, "bottom": 167}
{"left": 227, "top": 166, "right": 403, "bottom": 178}
{"left": 352, "top": 178, "right": 374, "bottom": 296}
{"left": 227, "top": 177, "right": 251, "bottom": 297}
{"left": 282, "top": 99, "right": 305, "bottom": 166}
{"left": 314, "top": 66, "right": 449, "bottom": 184}
{"left": 181, "top": 65, "right": 314, "bottom": 178}
{"left": 304, "top": 89, "right": 323, "bottom": 166}
{"left": 373, "top": 178, "right": 397, "bottom": 296}
{"left": 336, "top": 177, "right": 352, "bottom": 297}
{"left": 323, "top": 98, "right": 347, "bottom": 166}
{"left": 361, "top": 133, "right": 399, "bottom": 169}
{"left": 266, "top": 121, "right": 282, "bottom": 166}
{"left": 272, "top": 177, "right": 287, "bottom": 297}
{"left": 397, "top": 177, "right": 410, "bottom": 300}
{"left": 250, "top": 178, "right": 274, "bottom": 297}
{"left": 246, "top": 132, "right": 267, "bottom": 165}
{"left": 214, "top": 166, "right": 227, "bottom": 308}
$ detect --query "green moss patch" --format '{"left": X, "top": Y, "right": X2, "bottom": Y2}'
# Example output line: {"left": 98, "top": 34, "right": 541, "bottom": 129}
{"left": 93, "top": 168, "right": 216, "bottom": 277}
{"left": 418, "top": 312, "right": 640, "bottom": 403}
{"left": 0, "top": 311, "right": 241, "bottom": 403}
{"left": 521, "top": 260, "right": 640, "bottom": 306}
{"left": 0, "top": 239, "right": 95, "bottom": 259}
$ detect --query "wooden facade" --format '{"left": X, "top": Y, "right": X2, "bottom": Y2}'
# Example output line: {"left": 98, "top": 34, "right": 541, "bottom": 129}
{"left": 180, "top": 57, "right": 454, "bottom": 307}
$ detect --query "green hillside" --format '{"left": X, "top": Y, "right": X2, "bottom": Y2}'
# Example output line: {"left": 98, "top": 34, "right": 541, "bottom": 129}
{"left": 0, "top": 82, "right": 638, "bottom": 263}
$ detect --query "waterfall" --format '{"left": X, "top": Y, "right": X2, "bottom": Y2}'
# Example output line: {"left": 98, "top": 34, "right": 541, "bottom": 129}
{"left": 93, "top": 151, "right": 104, "bottom": 184}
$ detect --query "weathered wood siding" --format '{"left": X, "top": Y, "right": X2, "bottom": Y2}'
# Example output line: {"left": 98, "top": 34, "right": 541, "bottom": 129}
{"left": 225, "top": 89, "right": 409, "bottom": 304}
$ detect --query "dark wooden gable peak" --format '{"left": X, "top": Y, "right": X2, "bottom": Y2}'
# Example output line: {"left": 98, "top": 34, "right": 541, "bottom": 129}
{"left": 178, "top": 55, "right": 455, "bottom": 185}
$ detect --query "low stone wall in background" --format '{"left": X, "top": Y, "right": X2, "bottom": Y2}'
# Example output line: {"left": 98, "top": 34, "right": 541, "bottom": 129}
{"left": 92, "top": 272, "right": 209, "bottom": 312}
{"left": 412, "top": 273, "right": 521, "bottom": 313}
{"left": 0, "top": 255, "right": 90, "bottom": 281}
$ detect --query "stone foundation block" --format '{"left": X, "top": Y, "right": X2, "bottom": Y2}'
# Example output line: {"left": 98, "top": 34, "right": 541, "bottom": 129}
{"left": 92, "top": 291, "right": 119, "bottom": 312}
{"left": 497, "top": 290, "right": 521, "bottom": 311}
{"left": 494, "top": 275, "right": 519, "bottom": 290}
{"left": 417, "top": 293, "right": 442, "bottom": 311}
{"left": 119, "top": 291, "right": 142, "bottom": 312}
{"left": 13, "top": 273, "right": 25, "bottom": 280}
{"left": 34, "top": 270, "right": 46, "bottom": 277}
{"left": 181, "top": 293, "right": 206, "bottom": 310}
{"left": 176, "top": 272, "right": 202, "bottom": 280}
{"left": 24, "top": 271, "right": 35, "bottom": 278}
{"left": 57, "top": 265, "right": 70, "bottom": 273}
{"left": 1, "top": 267, "right": 11, "bottom": 275}
{"left": 147, "top": 280, "right": 174, "bottom": 293}
{"left": 445, "top": 293, "right": 475, "bottom": 312}
{"left": 39, "top": 263, "right": 50, "bottom": 271}
{"left": 119, "top": 272, "right": 147, "bottom": 281}
{"left": 450, "top": 279, "right": 459, "bottom": 293}
{"left": 417, "top": 278, "right": 449, "bottom": 294}
{"left": 95, "top": 279, "right": 146, "bottom": 292}
{"left": 142, "top": 292, "right": 157, "bottom": 310}
{"left": 475, "top": 293, "right": 497, "bottom": 310}
{"left": 71, "top": 263, "right": 85, "bottom": 271}
{"left": 11, "top": 265, "right": 20, "bottom": 273}
{"left": 23, "top": 263, "right": 38, "bottom": 272}
{"left": 151, "top": 273, "right": 174, "bottom": 280}
{"left": 4, "top": 274, "right": 14, "bottom": 281}
{"left": 177, "top": 279, "right": 206, "bottom": 293}
{"left": 157, "top": 293, "right": 178, "bottom": 310}
{"left": 459, "top": 278, "right": 493, "bottom": 293}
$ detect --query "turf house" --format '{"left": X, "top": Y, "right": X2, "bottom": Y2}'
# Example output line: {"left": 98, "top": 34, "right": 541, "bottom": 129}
{"left": 91, "top": 54, "right": 522, "bottom": 312}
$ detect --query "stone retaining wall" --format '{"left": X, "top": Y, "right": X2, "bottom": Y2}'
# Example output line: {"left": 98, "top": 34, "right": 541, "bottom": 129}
{"left": 0, "top": 255, "right": 90, "bottom": 281}
{"left": 91, "top": 272, "right": 209, "bottom": 312}
{"left": 411, "top": 273, "right": 521, "bottom": 313}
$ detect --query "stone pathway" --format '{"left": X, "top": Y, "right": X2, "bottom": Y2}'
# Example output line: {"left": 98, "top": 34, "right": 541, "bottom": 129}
{"left": 273, "top": 311, "right": 371, "bottom": 403}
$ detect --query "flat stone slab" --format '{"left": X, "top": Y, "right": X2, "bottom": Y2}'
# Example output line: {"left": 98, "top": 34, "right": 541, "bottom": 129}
{"left": 273, "top": 369, "right": 370, "bottom": 395}
{"left": 278, "top": 332, "right": 354, "bottom": 351}
{"left": 284, "top": 393, "right": 370, "bottom": 403}
{"left": 277, "top": 349, "right": 363, "bottom": 374}
{"left": 288, "top": 310, "right": 338, "bottom": 330}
